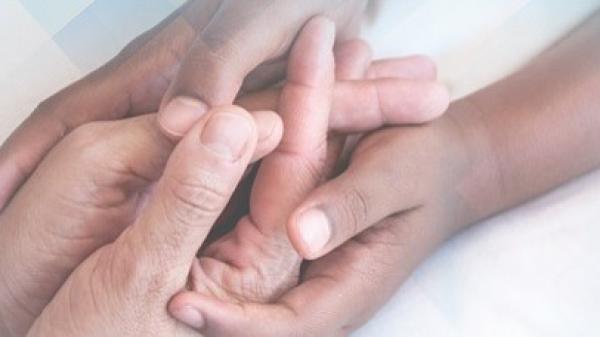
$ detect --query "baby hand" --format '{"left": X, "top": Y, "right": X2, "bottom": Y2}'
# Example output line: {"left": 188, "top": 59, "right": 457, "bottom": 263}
{"left": 169, "top": 16, "right": 450, "bottom": 332}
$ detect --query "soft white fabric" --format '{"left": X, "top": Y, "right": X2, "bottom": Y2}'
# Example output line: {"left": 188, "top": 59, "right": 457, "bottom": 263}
{"left": 0, "top": 1, "right": 599, "bottom": 336}
{"left": 355, "top": 1, "right": 600, "bottom": 336}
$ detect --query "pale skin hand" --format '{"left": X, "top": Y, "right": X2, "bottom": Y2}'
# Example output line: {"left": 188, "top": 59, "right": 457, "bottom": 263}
{"left": 171, "top": 10, "right": 600, "bottom": 337}
{"left": 0, "top": 21, "right": 448, "bottom": 337}
{"left": 0, "top": 0, "right": 373, "bottom": 209}
{"left": 0, "top": 110, "right": 284, "bottom": 337}
{"left": 182, "top": 17, "right": 338, "bottom": 305}
{"left": 22, "top": 105, "right": 262, "bottom": 337}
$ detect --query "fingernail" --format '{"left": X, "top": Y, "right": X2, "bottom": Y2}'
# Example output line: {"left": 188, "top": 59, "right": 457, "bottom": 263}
{"left": 174, "top": 305, "right": 205, "bottom": 329}
{"left": 296, "top": 208, "right": 331, "bottom": 256}
{"left": 201, "top": 112, "right": 251, "bottom": 160}
{"left": 159, "top": 97, "right": 208, "bottom": 137}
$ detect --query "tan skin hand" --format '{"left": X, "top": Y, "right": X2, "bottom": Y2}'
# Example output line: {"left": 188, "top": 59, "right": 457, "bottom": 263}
{"left": 168, "top": 107, "right": 469, "bottom": 337}
{"left": 0, "top": 0, "right": 369, "bottom": 210}
{"left": 171, "top": 10, "right": 600, "bottom": 337}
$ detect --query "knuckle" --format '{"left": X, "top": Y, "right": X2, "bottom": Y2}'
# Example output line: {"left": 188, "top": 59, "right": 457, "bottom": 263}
{"left": 66, "top": 122, "right": 106, "bottom": 148}
{"left": 163, "top": 169, "right": 231, "bottom": 224}
{"left": 177, "top": 41, "right": 244, "bottom": 103}
{"left": 63, "top": 122, "right": 114, "bottom": 163}
{"left": 340, "top": 186, "right": 370, "bottom": 237}
{"left": 198, "top": 34, "right": 237, "bottom": 62}
{"left": 104, "top": 231, "right": 175, "bottom": 300}
{"left": 194, "top": 26, "right": 246, "bottom": 70}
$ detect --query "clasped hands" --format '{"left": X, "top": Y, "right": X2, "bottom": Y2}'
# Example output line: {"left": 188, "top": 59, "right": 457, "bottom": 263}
{"left": 0, "top": 16, "right": 457, "bottom": 337}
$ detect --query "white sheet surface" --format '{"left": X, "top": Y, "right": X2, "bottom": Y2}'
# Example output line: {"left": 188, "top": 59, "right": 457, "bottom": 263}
{"left": 356, "top": 1, "right": 600, "bottom": 336}
{"left": 1, "top": 1, "right": 599, "bottom": 336}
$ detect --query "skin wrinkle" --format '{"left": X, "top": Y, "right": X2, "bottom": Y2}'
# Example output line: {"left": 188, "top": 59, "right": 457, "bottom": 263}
{"left": 0, "top": 265, "right": 35, "bottom": 331}
{"left": 338, "top": 186, "right": 370, "bottom": 241}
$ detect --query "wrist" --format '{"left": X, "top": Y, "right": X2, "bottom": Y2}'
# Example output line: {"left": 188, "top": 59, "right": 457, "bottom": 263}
{"left": 442, "top": 98, "right": 505, "bottom": 231}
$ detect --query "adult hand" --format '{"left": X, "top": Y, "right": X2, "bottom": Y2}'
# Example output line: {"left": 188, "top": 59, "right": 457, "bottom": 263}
{"left": 0, "top": 0, "right": 370, "bottom": 209}
{"left": 0, "top": 108, "right": 283, "bottom": 337}
{"left": 25, "top": 105, "right": 260, "bottom": 337}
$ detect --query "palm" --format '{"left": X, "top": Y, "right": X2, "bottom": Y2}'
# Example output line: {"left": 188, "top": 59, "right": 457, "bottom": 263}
{"left": 0, "top": 116, "right": 170, "bottom": 336}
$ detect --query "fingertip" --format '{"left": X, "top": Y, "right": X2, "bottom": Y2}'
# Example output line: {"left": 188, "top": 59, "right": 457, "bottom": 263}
{"left": 170, "top": 302, "right": 205, "bottom": 330}
{"left": 377, "top": 79, "right": 451, "bottom": 125}
{"left": 306, "top": 16, "right": 336, "bottom": 42}
{"left": 293, "top": 16, "right": 336, "bottom": 56}
{"left": 423, "top": 81, "right": 451, "bottom": 121}
{"left": 287, "top": 16, "right": 336, "bottom": 85}
{"left": 288, "top": 206, "right": 332, "bottom": 260}
{"left": 169, "top": 291, "right": 248, "bottom": 333}
{"left": 251, "top": 110, "right": 283, "bottom": 162}
{"left": 158, "top": 96, "right": 208, "bottom": 139}
{"left": 197, "top": 105, "right": 257, "bottom": 162}
{"left": 252, "top": 110, "right": 283, "bottom": 144}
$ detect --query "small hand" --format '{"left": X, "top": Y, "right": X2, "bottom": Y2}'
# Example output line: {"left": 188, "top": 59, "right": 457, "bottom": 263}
{"left": 178, "top": 17, "right": 337, "bottom": 306}
{"left": 169, "top": 80, "right": 468, "bottom": 337}
{"left": 164, "top": 14, "right": 449, "bottom": 314}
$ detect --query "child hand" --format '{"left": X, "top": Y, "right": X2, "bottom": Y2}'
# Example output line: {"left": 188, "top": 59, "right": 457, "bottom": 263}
{"left": 170, "top": 90, "right": 466, "bottom": 337}
{"left": 168, "top": 16, "right": 452, "bottom": 335}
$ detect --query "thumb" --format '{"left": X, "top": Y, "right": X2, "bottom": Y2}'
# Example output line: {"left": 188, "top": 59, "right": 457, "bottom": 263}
{"left": 120, "top": 105, "right": 257, "bottom": 285}
{"left": 287, "top": 159, "right": 417, "bottom": 260}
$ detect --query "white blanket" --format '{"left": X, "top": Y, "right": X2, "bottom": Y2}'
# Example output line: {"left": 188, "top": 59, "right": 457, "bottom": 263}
{"left": 1, "top": 1, "right": 598, "bottom": 336}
